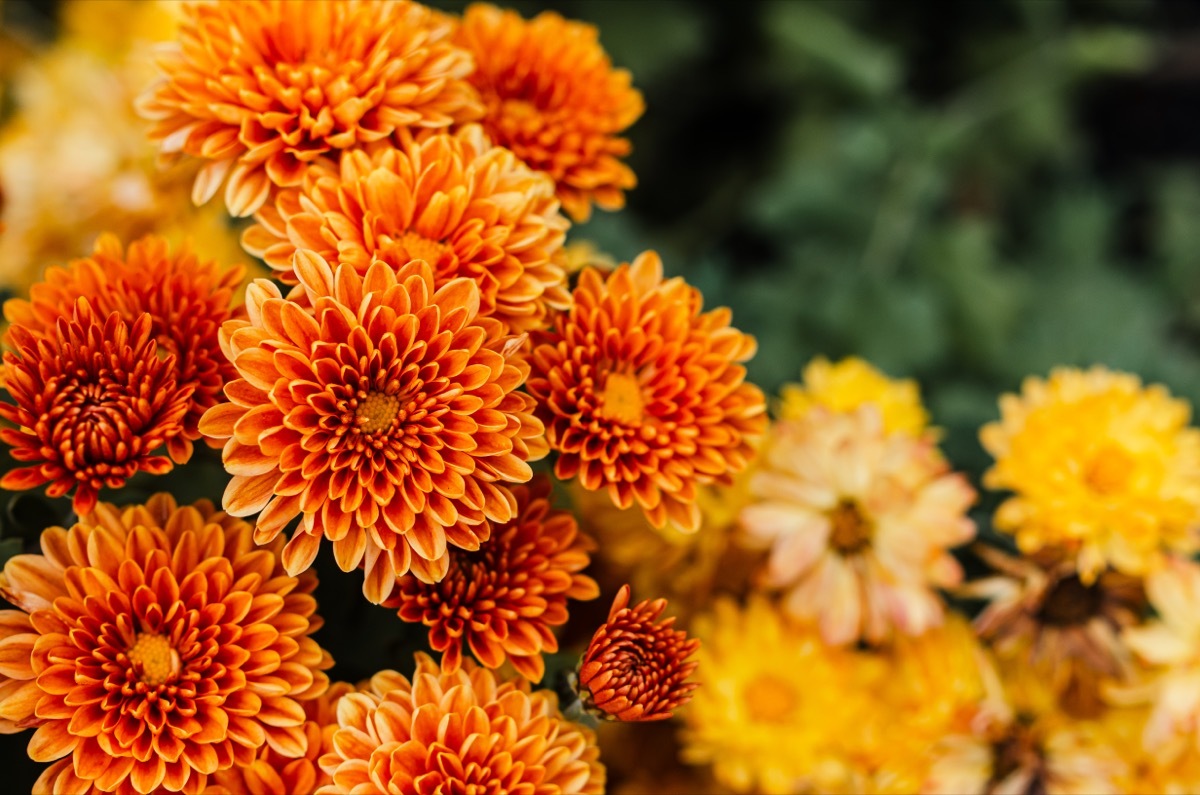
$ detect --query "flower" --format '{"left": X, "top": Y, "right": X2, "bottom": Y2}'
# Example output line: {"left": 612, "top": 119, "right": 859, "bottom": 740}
{"left": 527, "top": 252, "right": 767, "bottom": 532}
{"left": 0, "top": 494, "right": 333, "bottom": 794}
{"left": 577, "top": 584, "right": 699, "bottom": 722}
{"left": 317, "top": 653, "right": 604, "bottom": 794}
{"left": 4, "top": 233, "right": 244, "bottom": 462}
{"left": 199, "top": 255, "right": 546, "bottom": 602}
{"left": 0, "top": 300, "right": 192, "bottom": 515}
{"left": 778, "top": 355, "right": 932, "bottom": 438}
{"left": 739, "top": 406, "right": 975, "bottom": 646}
{"left": 386, "top": 475, "right": 599, "bottom": 682}
{"left": 454, "top": 3, "right": 644, "bottom": 222}
{"left": 138, "top": 0, "right": 482, "bottom": 217}
{"left": 980, "top": 366, "right": 1200, "bottom": 581}
{"left": 242, "top": 127, "right": 569, "bottom": 332}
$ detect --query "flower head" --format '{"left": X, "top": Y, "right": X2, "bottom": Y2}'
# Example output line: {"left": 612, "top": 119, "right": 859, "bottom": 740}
{"left": 740, "top": 406, "right": 975, "bottom": 646}
{"left": 0, "top": 494, "right": 332, "bottom": 794}
{"left": 527, "top": 252, "right": 766, "bottom": 532}
{"left": 0, "top": 300, "right": 193, "bottom": 515}
{"left": 778, "top": 355, "right": 932, "bottom": 438}
{"left": 138, "top": 0, "right": 482, "bottom": 216}
{"left": 243, "top": 128, "right": 569, "bottom": 332}
{"left": 386, "top": 475, "right": 599, "bottom": 682}
{"left": 4, "top": 234, "right": 244, "bottom": 462}
{"left": 981, "top": 366, "right": 1200, "bottom": 581}
{"left": 199, "top": 254, "right": 546, "bottom": 603}
{"left": 317, "top": 653, "right": 604, "bottom": 794}
{"left": 577, "top": 585, "right": 699, "bottom": 722}
{"left": 455, "top": 3, "right": 644, "bottom": 221}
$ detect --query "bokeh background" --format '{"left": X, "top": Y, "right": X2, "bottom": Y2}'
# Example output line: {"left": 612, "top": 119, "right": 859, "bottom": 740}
{"left": 1, "top": 0, "right": 1199, "bottom": 791}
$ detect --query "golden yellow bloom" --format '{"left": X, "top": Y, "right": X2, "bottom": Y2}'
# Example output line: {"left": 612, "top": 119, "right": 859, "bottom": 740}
{"left": 981, "top": 366, "right": 1200, "bottom": 581}
{"left": 778, "top": 356, "right": 931, "bottom": 437}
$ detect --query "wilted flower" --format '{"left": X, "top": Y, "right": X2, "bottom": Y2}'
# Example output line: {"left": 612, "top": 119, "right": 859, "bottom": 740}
{"left": 778, "top": 355, "right": 932, "bottom": 438}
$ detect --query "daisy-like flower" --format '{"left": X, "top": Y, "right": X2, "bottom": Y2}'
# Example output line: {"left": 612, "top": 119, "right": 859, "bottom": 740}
{"left": 0, "top": 494, "right": 333, "bottom": 794}
{"left": 137, "top": 0, "right": 482, "bottom": 217}
{"left": 576, "top": 585, "right": 699, "bottom": 722}
{"left": 0, "top": 301, "right": 192, "bottom": 515}
{"left": 4, "top": 233, "right": 244, "bottom": 462}
{"left": 777, "top": 355, "right": 932, "bottom": 438}
{"left": 455, "top": 3, "right": 644, "bottom": 222}
{"left": 527, "top": 252, "right": 766, "bottom": 532}
{"left": 242, "top": 127, "right": 569, "bottom": 332}
{"left": 386, "top": 475, "right": 599, "bottom": 682}
{"left": 199, "top": 254, "right": 546, "bottom": 602}
{"left": 739, "top": 406, "right": 975, "bottom": 646}
{"left": 981, "top": 366, "right": 1200, "bottom": 581}
{"left": 317, "top": 652, "right": 605, "bottom": 794}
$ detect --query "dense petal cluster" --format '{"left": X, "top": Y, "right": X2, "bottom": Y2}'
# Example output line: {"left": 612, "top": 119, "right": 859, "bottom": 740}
{"left": 740, "top": 406, "right": 976, "bottom": 646}
{"left": 387, "top": 475, "right": 598, "bottom": 682}
{"left": 981, "top": 366, "right": 1200, "bottom": 581}
{"left": 243, "top": 128, "right": 569, "bottom": 331}
{"left": 138, "top": 0, "right": 482, "bottom": 216}
{"left": 200, "top": 255, "right": 546, "bottom": 602}
{"left": 778, "top": 355, "right": 932, "bottom": 437}
{"left": 0, "top": 494, "right": 332, "bottom": 795}
{"left": 317, "top": 653, "right": 604, "bottom": 794}
{"left": 528, "top": 252, "right": 766, "bottom": 532}
{"left": 0, "top": 300, "right": 192, "bottom": 515}
{"left": 4, "top": 234, "right": 244, "bottom": 462}
{"left": 577, "top": 585, "right": 699, "bottom": 722}
{"left": 455, "top": 3, "right": 644, "bottom": 221}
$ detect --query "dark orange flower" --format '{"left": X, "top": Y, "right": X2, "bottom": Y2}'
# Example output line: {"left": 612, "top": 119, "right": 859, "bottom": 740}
{"left": 386, "top": 475, "right": 599, "bottom": 682}
{"left": 577, "top": 584, "right": 699, "bottom": 722}
{"left": 138, "top": 0, "right": 482, "bottom": 216}
{"left": 3, "top": 234, "right": 245, "bottom": 463}
{"left": 242, "top": 127, "right": 569, "bottom": 332}
{"left": 199, "top": 254, "right": 547, "bottom": 603}
{"left": 455, "top": 3, "right": 644, "bottom": 222}
{"left": 527, "top": 251, "right": 767, "bottom": 532}
{"left": 0, "top": 301, "right": 192, "bottom": 515}
{"left": 0, "top": 494, "right": 333, "bottom": 795}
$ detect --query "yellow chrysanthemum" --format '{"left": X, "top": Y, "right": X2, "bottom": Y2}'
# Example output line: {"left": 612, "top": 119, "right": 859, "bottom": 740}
{"left": 981, "top": 366, "right": 1200, "bottom": 581}
{"left": 778, "top": 356, "right": 931, "bottom": 438}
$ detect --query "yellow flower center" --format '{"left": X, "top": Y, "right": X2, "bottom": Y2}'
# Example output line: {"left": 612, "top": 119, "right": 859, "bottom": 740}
{"left": 392, "top": 231, "right": 452, "bottom": 266}
{"left": 1083, "top": 444, "right": 1135, "bottom": 495}
{"left": 598, "top": 372, "right": 646, "bottom": 424}
{"left": 357, "top": 391, "right": 401, "bottom": 433}
{"left": 742, "top": 674, "right": 798, "bottom": 724}
{"left": 127, "top": 633, "right": 180, "bottom": 686}
{"left": 828, "top": 499, "right": 872, "bottom": 555}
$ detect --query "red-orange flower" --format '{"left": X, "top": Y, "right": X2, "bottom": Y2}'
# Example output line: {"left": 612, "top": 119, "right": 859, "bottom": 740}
{"left": 455, "top": 3, "right": 644, "bottom": 222}
{"left": 3, "top": 234, "right": 244, "bottom": 463}
{"left": 0, "top": 301, "right": 192, "bottom": 515}
{"left": 138, "top": 0, "right": 482, "bottom": 217}
{"left": 199, "top": 254, "right": 547, "bottom": 603}
{"left": 0, "top": 494, "right": 333, "bottom": 795}
{"left": 242, "top": 127, "right": 569, "bottom": 332}
{"left": 577, "top": 584, "right": 699, "bottom": 722}
{"left": 386, "top": 475, "right": 599, "bottom": 682}
{"left": 527, "top": 251, "right": 767, "bottom": 532}
{"left": 317, "top": 653, "right": 605, "bottom": 794}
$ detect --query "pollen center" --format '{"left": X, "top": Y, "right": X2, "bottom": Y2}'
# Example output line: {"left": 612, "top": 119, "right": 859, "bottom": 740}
{"left": 1084, "top": 444, "right": 1135, "bottom": 495}
{"left": 742, "top": 674, "right": 798, "bottom": 724}
{"left": 598, "top": 372, "right": 645, "bottom": 424}
{"left": 357, "top": 391, "right": 401, "bottom": 433}
{"left": 127, "top": 633, "right": 180, "bottom": 686}
{"left": 1037, "top": 574, "right": 1103, "bottom": 627}
{"left": 828, "top": 499, "right": 872, "bottom": 555}
{"left": 392, "top": 231, "right": 452, "bottom": 266}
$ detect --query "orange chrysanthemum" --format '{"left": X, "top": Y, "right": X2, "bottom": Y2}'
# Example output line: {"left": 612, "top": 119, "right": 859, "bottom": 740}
{"left": 242, "top": 127, "right": 569, "bottom": 332}
{"left": 199, "top": 254, "right": 546, "bottom": 603}
{"left": 577, "top": 585, "right": 699, "bottom": 722}
{"left": 0, "top": 494, "right": 333, "bottom": 795}
{"left": 527, "top": 251, "right": 766, "bottom": 532}
{"left": 137, "top": 0, "right": 482, "bottom": 217}
{"left": 0, "top": 301, "right": 192, "bottom": 515}
{"left": 317, "top": 654, "right": 604, "bottom": 794}
{"left": 455, "top": 3, "right": 644, "bottom": 222}
{"left": 386, "top": 475, "right": 599, "bottom": 682}
{"left": 3, "top": 234, "right": 244, "bottom": 463}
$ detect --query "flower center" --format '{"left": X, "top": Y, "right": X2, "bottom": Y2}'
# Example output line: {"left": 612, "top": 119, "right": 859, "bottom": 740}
{"left": 598, "top": 372, "right": 645, "bottom": 424}
{"left": 127, "top": 632, "right": 180, "bottom": 686}
{"left": 357, "top": 391, "right": 400, "bottom": 433}
{"left": 1037, "top": 574, "right": 1103, "bottom": 627}
{"left": 828, "top": 499, "right": 872, "bottom": 555}
{"left": 391, "top": 231, "right": 452, "bottom": 267}
{"left": 1083, "top": 444, "right": 1135, "bottom": 495}
{"left": 742, "top": 674, "right": 798, "bottom": 724}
